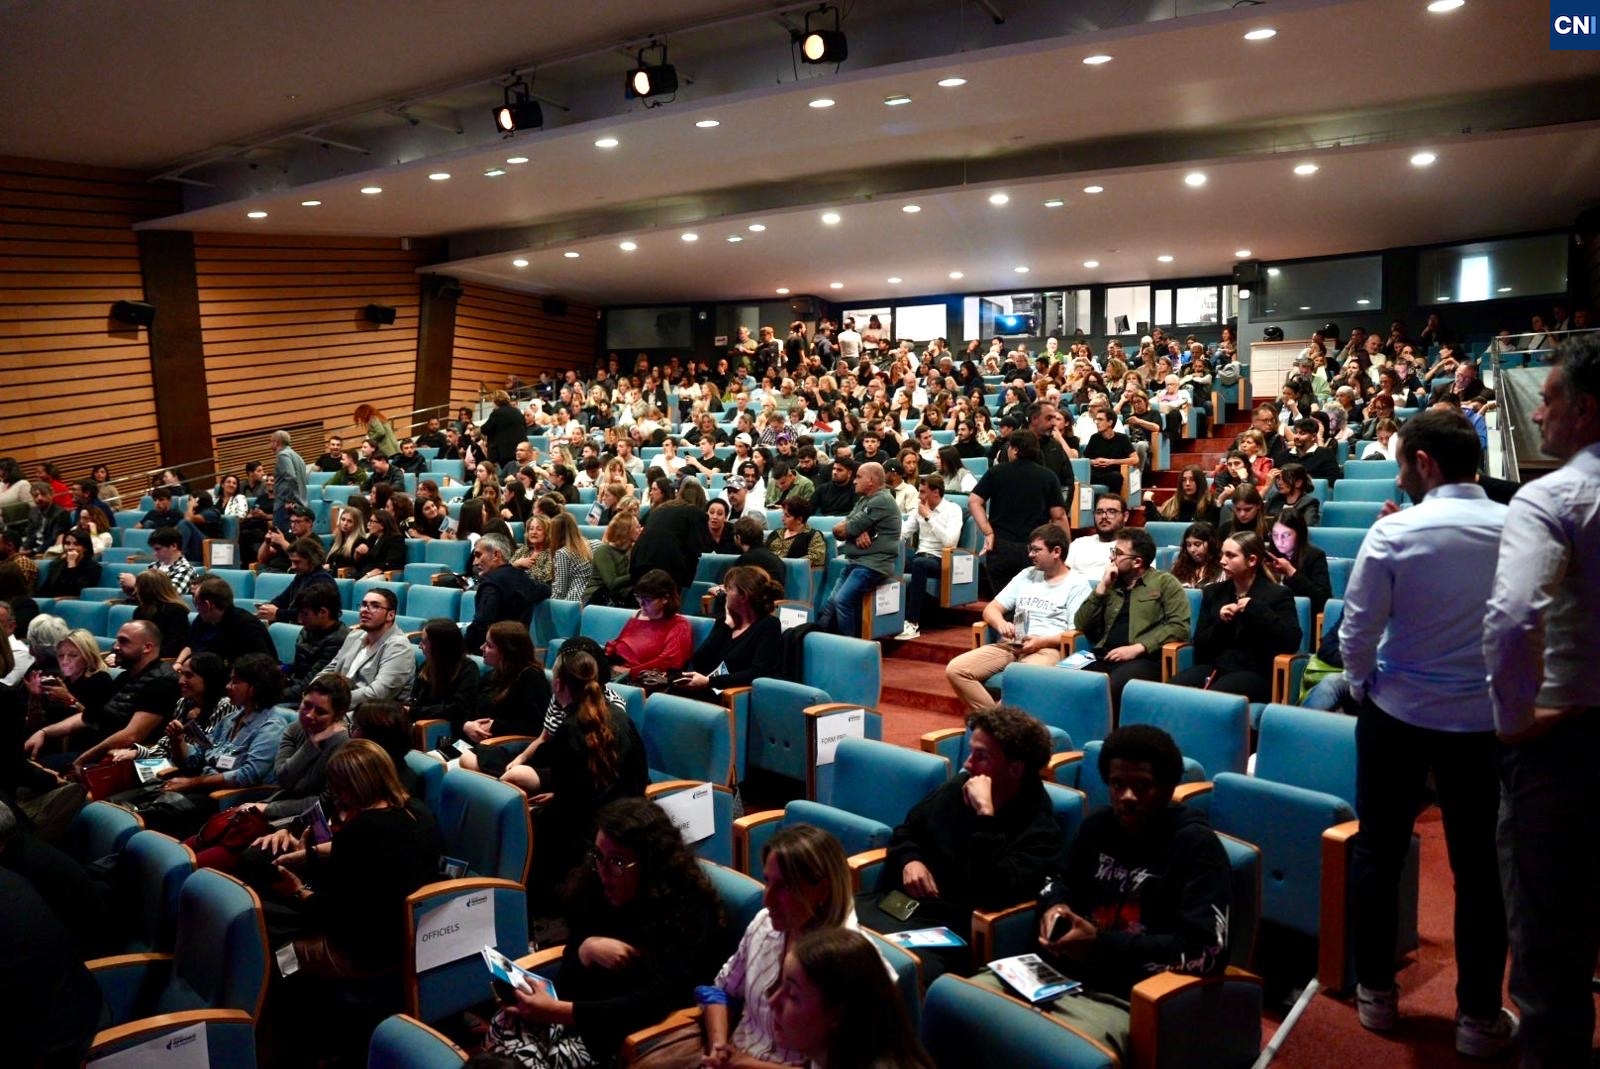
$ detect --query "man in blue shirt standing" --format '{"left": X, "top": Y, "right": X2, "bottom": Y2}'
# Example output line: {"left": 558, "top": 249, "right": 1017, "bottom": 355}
{"left": 270, "top": 429, "right": 309, "bottom": 532}
{"left": 1339, "top": 409, "right": 1517, "bottom": 1057}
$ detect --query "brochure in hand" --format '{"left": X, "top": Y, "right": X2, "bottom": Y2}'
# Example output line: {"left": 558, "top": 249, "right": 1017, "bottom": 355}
{"left": 880, "top": 926, "right": 967, "bottom": 949}
{"left": 987, "top": 953, "right": 1083, "bottom": 1003}
{"left": 482, "top": 946, "right": 557, "bottom": 1002}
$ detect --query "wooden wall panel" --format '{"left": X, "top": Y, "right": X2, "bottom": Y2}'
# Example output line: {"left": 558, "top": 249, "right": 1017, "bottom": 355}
{"left": 0, "top": 156, "right": 177, "bottom": 489}
{"left": 449, "top": 283, "right": 597, "bottom": 408}
{"left": 193, "top": 233, "right": 428, "bottom": 444}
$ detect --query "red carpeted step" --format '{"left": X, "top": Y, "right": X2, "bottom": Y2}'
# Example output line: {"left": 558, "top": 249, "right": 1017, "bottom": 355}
{"left": 881, "top": 658, "right": 970, "bottom": 718}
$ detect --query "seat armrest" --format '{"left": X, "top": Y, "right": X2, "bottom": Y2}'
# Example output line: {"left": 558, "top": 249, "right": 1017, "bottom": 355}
{"left": 717, "top": 686, "right": 752, "bottom": 708}
{"left": 1271, "top": 652, "right": 1306, "bottom": 705}
{"left": 971, "top": 900, "right": 1037, "bottom": 964}
{"left": 515, "top": 945, "right": 565, "bottom": 973}
{"left": 1173, "top": 782, "right": 1214, "bottom": 805}
{"left": 1055, "top": 630, "right": 1080, "bottom": 655}
{"left": 480, "top": 734, "right": 536, "bottom": 751}
{"left": 921, "top": 727, "right": 965, "bottom": 756}
{"left": 847, "top": 847, "right": 889, "bottom": 893}
{"left": 1046, "top": 751, "right": 1083, "bottom": 786}
{"left": 732, "top": 810, "right": 785, "bottom": 875}
{"left": 86, "top": 952, "right": 174, "bottom": 1025}
{"left": 620, "top": 1008, "right": 703, "bottom": 1061}
{"left": 209, "top": 784, "right": 276, "bottom": 808}
{"left": 971, "top": 621, "right": 986, "bottom": 649}
{"left": 411, "top": 718, "right": 449, "bottom": 751}
{"left": 1161, "top": 640, "right": 1191, "bottom": 682}
{"left": 1128, "top": 967, "right": 1263, "bottom": 1069}
{"left": 90, "top": 1008, "right": 255, "bottom": 1061}
{"left": 1318, "top": 820, "right": 1361, "bottom": 991}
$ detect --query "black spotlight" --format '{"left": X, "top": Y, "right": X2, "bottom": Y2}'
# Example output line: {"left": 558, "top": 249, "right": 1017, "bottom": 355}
{"left": 627, "top": 42, "right": 677, "bottom": 100}
{"left": 492, "top": 77, "right": 543, "bottom": 133}
{"left": 110, "top": 300, "right": 156, "bottom": 327}
{"left": 363, "top": 304, "right": 397, "bottom": 325}
{"left": 799, "top": 5, "right": 847, "bottom": 64}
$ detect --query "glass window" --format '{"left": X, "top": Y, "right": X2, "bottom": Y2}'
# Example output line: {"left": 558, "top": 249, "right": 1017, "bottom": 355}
{"left": 1260, "top": 256, "right": 1381, "bottom": 317}
{"left": 1104, "top": 286, "right": 1151, "bottom": 336}
{"left": 1040, "top": 290, "right": 1091, "bottom": 339}
{"left": 893, "top": 303, "right": 946, "bottom": 344}
{"left": 963, "top": 293, "right": 1040, "bottom": 341}
{"left": 841, "top": 307, "right": 891, "bottom": 339}
{"left": 1416, "top": 234, "right": 1567, "bottom": 304}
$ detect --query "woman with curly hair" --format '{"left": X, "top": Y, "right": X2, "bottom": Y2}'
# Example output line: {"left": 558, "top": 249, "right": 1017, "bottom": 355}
{"left": 485, "top": 797, "right": 725, "bottom": 1066}
{"left": 1146, "top": 464, "right": 1220, "bottom": 525}
{"left": 1170, "top": 521, "right": 1224, "bottom": 589}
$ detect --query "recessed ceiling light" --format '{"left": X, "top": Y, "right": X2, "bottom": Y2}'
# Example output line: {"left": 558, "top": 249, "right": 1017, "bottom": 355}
{"left": 619, "top": 241, "right": 638, "bottom": 252}
{"left": 300, "top": 200, "right": 321, "bottom": 207}
{"left": 512, "top": 258, "right": 529, "bottom": 268}
{"left": 1437, "top": 296, "right": 1451, "bottom": 301}
{"left": 695, "top": 119, "right": 721, "bottom": 128}
{"left": 594, "top": 137, "right": 619, "bottom": 149}
{"left": 1497, "top": 286, "right": 1512, "bottom": 293}
{"left": 1083, "top": 184, "right": 1104, "bottom": 194}
{"left": 1299, "top": 306, "right": 1312, "bottom": 311}
{"left": 1427, "top": 0, "right": 1464, "bottom": 11}
{"left": 726, "top": 235, "right": 743, "bottom": 243}
{"left": 506, "top": 156, "right": 529, "bottom": 165}
{"left": 1356, "top": 298, "right": 1371, "bottom": 305}
{"left": 1235, "top": 249, "right": 1253, "bottom": 258}
{"left": 428, "top": 172, "right": 450, "bottom": 181}
{"left": 949, "top": 271, "right": 964, "bottom": 279}
{"left": 1083, "top": 54, "right": 1113, "bottom": 65}
{"left": 902, "top": 204, "right": 922, "bottom": 214}
{"left": 937, "top": 77, "right": 967, "bottom": 88}
{"left": 829, "top": 281, "right": 844, "bottom": 289}
{"left": 1184, "top": 172, "right": 1207, "bottom": 187}
{"left": 989, "top": 192, "right": 1010, "bottom": 206}
{"left": 246, "top": 210, "right": 268, "bottom": 219}
{"left": 1410, "top": 151, "right": 1437, "bottom": 167}
{"left": 884, "top": 94, "right": 912, "bottom": 106}
{"left": 1243, "top": 28, "right": 1277, "bottom": 40}
{"left": 887, "top": 276, "right": 903, "bottom": 284}
{"left": 483, "top": 168, "right": 506, "bottom": 177}
{"left": 747, "top": 223, "right": 767, "bottom": 232}
{"left": 563, "top": 251, "right": 580, "bottom": 259}
{"left": 360, "top": 186, "right": 382, "bottom": 195}
{"left": 776, "top": 287, "right": 791, "bottom": 295}
{"left": 1043, "top": 198, "right": 1065, "bottom": 208}
{"left": 1083, "top": 260, "right": 1099, "bottom": 268}
{"left": 1157, "top": 254, "right": 1174, "bottom": 263}
{"left": 821, "top": 212, "right": 841, "bottom": 225}
{"left": 1267, "top": 267, "right": 1282, "bottom": 276}
{"left": 1014, "top": 265, "right": 1030, "bottom": 274}
{"left": 681, "top": 233, "right": 699, "bottom": 242}
{"left": 809, "top": 98, "right": 835, "bottom": 109}
{"left": 1294, "top": 163, "right": 1319, "bottom": 176}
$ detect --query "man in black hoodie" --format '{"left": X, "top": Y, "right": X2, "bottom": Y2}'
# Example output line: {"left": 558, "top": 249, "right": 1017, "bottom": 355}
{"left": 1023, "top": 725, "right": 1231, "bottom": 1057}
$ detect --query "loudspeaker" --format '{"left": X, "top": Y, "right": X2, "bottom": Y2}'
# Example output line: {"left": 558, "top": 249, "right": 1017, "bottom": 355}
{"left": 542, "top": 298, "right": 568, "bottom": 317}
{"left": 789, "top": 296, "right": 820, "bottom": 318}
{"left": 1233, "top": 260, "right": 1263, "bottom": 286}
{"left": 110, "top": 300, "right": 155, "bottom": 327}
{"left": 363, "top": 304, "right": 397, "bottom": 325}
{"left": 434, "top": 281, "right": 463, "bottom": 301}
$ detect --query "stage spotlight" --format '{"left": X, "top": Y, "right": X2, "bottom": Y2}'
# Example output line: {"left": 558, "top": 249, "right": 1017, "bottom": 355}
{"left": 627, "top": 43, "right": 677, "bottom": 100}
{"left": 799, "top": 5, "right": 847, "bottom": 64}
{"left": 492, "top": 77, "right": 543, "bottom": 133}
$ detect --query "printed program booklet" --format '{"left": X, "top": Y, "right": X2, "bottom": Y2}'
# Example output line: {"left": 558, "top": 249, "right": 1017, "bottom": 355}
{"left": 880, "top": 926, "right": 967, "bottom": 948}
{"left": 987, "top": 953, "right": 1082, "bottom": 1003}
{"left": 481, "top": 946, "right": 557, "bottom": 998}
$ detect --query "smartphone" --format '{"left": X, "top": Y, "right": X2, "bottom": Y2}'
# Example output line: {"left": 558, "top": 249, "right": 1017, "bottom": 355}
{"left": 489, "top": 978, "right": 519, "bottom": 1004}
{"left": 879, "top": 889, "right": 921, "bottom": 923}
{"left": 1047, "top": 913, "right": 1070, "bottom": 942}
{"left": 306, "top": 800, "right": 333, "bottom": 846}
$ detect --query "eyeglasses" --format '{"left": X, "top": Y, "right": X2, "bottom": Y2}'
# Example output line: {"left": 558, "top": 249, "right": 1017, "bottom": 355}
{"left": 1093, "top": 508, "right": 1124, "bottom": 517}
{"left": 358, "top": 601, "right": 390, "bottom": 611}
{"left": 587, "top": 850, "right": 638, "bottom": 875}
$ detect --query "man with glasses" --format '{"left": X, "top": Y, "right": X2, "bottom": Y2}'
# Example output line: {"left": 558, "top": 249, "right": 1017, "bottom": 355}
{"left": 946, "top": 525, "right": 1091, "bottom": 711}
{"left": 1072, "top": 527, "right": 1192, "bottom": 712}
{"left": 318, "top": 586, "right": 415, "bottom": 708}
{"left": 463, "top": 533, "right": 548, "bottom": 655}
{"left": 1068, "top": 495, "right": 1127, "bottom": 578}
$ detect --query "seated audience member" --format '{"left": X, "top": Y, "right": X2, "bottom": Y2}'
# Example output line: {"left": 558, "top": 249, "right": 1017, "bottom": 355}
{"left": 22, "top": 484, "right": 71, "bottom": 556}
{"left": 1145, "top": 464, "right": 1220, "bottom": 526}
{"left": 1359, "top": 418, "right": 1401, "bottom": 460}
{"left": 1263, "top": 462, "right": 1322, "bottom": 528}
{"left": 231, "top": 673, "right": 351, "bottom": 831}
{"left": 496, "top": 645, "right": 647, "bottom": 902}
{"left": 989, "top": 725, "right": 1229, "bottom": 1059}
{"left": 256, "top": 505, "right": 317, "bottom": 573}
{"left": 1073, "top": 527, "right": 1193, "bottom": 710}
{"left": 810, "top": 455, "right": 860, "bottom": 517}
{"left": 895, "top": 473, "right": 964, "bottom": 641}
{"left": 101, "top": 654, "right": 231, "bottom": 766}
{"left": 673, "top": 565, "right": 783, "bottom": 703}
{"left": 280, "top": 583, "right": 349, "bottom": 706}
{"left": 127, "top": 570, "right": 191, "bottom": 659}
{"left": 1068, "top": 494, "right": 1127, "bottom": 578}
{"left": 463, "top": 532, "right": 550, "bottom": 654}
{"left": 512, "top": 513, "right": 556, "bottom": 584}
{"left": 0, "top": 867, "right": 104, "bottom": 1069}
{"left": 1217, "top": 486, "right": 1269, "bottom": 543}
{"left": 604, "top": 568, "right": 693, "bottom": 681}
{"left": 1263, "top": 510, "right": 1332, "bottom": 616}
{"left": 484, "top": 799, "right": 725, "bottom": 1065}
{"left": 409, "top": 618, "right": 481, "bottom": 735}
{"left": 815, "top": 462, "right": 901, "bottom": 639}
{"left": 586, "top": 513, "right": 639, "bottom": 606}
{"left": 457, "top": 621, "right": 550, "bottom": 762}
{"left": 1171, "top": 521, "right": 1224, "bottom": 589}
{"left": 177, "top": 490, "right": 223, "bottom": 563}
{"left": 946, "top": 525, "right": 1091, "bottom": 712}
{"left": 548, "top": 511, "right": 595, "bottom": 602}
{"left": 138, "top": 487, "right": 181, "bottom": 530}
{"left": 118, "top": 527, "right": 194, "bottom": 599}
{"left": 1170, "top": 532, "right": 1301, "bottom": 701}
{"left": 769, "top": 928, "right": 935, "bottom": 1069}
{"left": 112, "top": 653, "right": 286, "bottom": 839}
{"left": 21, "top": 629, "right": 119, "bottom": 768}
{"left": 700, "top": 496, "right": 737, "bottom": 555}
{"left": 0, "top": 529, "right": 37, "bottom": 601}
{"left": 699, "top": 825, "right": 869, "bottom": 1067}
{"left": 179, "top": 576, "right": 275, "bottom": 668}
{"left": 36, "top": 527, "right": 100, "bottom": 597}
{"left": 317, "top": 586, "right": 416, "bottom": 707}
{"left": 1083, "top": 409, "right": 1139, "bottom": 495}
{"left": 856, "top": 704, "right": 1062, "bottom": 979}
{"left": 767, "top": 496, "right": 826, "bottom": 572}
{"left": 354, "top": 511, "right": 406, "bottom": 579}
{"left": 60, "top": 622, "right": 179, "bottom": 774}
{"left": 1284, "top": 416, "right": 1343, "bottom": 483}
{"left": 324, "top": 507, "right": 367, "bottom": 574}
{"left": 256, "top": 536, "right": 337, "bottom": 624}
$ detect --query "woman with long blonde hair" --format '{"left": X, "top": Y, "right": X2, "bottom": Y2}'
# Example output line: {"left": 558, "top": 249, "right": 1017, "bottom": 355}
{"left": 548, "top": 511, "right": 594, "bottom": 602}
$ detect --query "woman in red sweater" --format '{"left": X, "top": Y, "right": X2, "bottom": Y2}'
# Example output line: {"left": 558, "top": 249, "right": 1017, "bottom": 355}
{"left": 605, "top": 568, "right": 694, "bottom": 683}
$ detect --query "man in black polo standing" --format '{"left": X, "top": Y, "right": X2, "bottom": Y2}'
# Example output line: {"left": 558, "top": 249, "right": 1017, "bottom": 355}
{"left": 968, "top": 430, "right": 1072, "bottom": 594}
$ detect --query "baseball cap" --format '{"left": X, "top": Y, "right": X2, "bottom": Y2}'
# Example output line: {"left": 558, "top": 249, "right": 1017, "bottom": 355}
{"left": 734, "top": 432, "right": 753, "bottom": 446}
{"left": 725, "top": 475, "right": 748, "bottom": 491}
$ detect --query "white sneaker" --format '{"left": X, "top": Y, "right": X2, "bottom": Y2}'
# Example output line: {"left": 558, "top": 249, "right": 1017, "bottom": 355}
{"left": 895, "top": 623, "right": 921, "bottom": 641}
{"left": 1455, "top": 1007, "right": 1518, "bottom": 1059}
{"left": 1356, "top": 984, "right": 1398, "bottom": 1033}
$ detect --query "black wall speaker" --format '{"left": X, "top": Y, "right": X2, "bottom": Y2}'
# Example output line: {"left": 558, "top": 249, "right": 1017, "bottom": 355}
{"left": 110, "top": 300, "right": 156, "bottom": 327}
{"left": 434, "top": 281, "right": 463, "bottom": 301}
{"left": 363, "top": 304, "right": 397, "bottom": 325}
{"left": 1233, "top": 260, "right": 1263, "bottom": 286}
{"left": 542, "top": 298, "right": 568, "bottom": 317}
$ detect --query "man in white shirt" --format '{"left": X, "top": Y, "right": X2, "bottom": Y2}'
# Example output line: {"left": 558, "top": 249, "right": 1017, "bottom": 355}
{"left": 318, "top": 586, "right": 416, "bottom": 709}
{"left": 1066, "top": 495, "right": 1124, "bottom": 578}
{"left": 1340, "top": 410, "right": 1515, "bottom": 1056}
{"left": 1482, "top": 338, "right": 1600, "bottom": 1069}
{"left": 896, "top": 475, "right": 964, "bottom": 640}
{"left": 945, "top": 525, "right": 1092, "bottom": 710}
{"left": 837, "top": 317, "right": 862, "bottom": 363}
